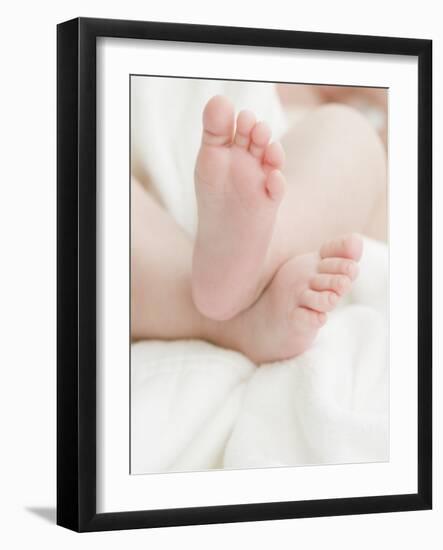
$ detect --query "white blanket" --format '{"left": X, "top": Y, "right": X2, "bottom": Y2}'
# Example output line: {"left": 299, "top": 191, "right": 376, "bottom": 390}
{"left": 130, "top": 77, "right": 388, "bottom": 474}
{"left": 131, "top": 237, "right": 388, "bottom": 474}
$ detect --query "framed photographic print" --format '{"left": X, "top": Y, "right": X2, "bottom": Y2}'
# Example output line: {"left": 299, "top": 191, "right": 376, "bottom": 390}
{"left": 57, "top": 17, "right": 432, "bottom": 531}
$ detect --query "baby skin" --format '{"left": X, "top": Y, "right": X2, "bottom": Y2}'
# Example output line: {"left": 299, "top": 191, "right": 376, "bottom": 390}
{"left": 132, "top": 93, "right": 387, "bottom": 365}
{"left": 191, "top": 95, "right": 363, "bottom": 362}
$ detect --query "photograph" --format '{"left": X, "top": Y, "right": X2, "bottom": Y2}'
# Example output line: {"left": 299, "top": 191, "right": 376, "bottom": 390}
{"left": 0, "top": 0, "right": 436, "bottom": 544}
{"left": 56, "top": 16, "right": 431, "bottom": 531}
{"left": 130, "top": 76, "right": 389, "bottom": 475}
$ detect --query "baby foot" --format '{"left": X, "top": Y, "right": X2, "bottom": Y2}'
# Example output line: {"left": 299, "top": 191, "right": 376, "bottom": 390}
{"left": 192, "top": 95, "right": 286, "bottom": 321}
{"left": 229, "top": 234, "right": 363, "bottom": 364}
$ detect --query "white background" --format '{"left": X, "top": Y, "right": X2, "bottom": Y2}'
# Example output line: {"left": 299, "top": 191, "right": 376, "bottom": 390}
{"left": 0, "top": 0, "right": 440, "bottom": 548}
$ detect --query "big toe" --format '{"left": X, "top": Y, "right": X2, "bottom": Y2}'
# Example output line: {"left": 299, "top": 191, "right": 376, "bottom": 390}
{"left": 320, "top": 233, "right": 363, "bottom": 262}
{"left": 202, "top": 95, "right": 235, "bottom": 146}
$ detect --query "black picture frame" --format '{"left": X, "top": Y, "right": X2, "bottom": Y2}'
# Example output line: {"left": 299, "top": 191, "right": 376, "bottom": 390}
{"left": 57, "top": 17, "right": 432, "bottom": 532}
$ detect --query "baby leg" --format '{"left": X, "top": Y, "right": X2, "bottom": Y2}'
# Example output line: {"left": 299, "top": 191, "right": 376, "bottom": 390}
{"left": 263, "top": 102, "right": 387, "bottom": 280}
{"left": 132, "top": 176, "right": 245, "bottom": 352}
{"left": 131, "top": 176, "right": 209, "bottom": 341}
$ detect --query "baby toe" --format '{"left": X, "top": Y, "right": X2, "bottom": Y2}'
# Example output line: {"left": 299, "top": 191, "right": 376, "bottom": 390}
{"left": 310, "top": 273, "right": 351, "bottom": 295}
{"left": 318, "top": 258, "right": 359, "bottom": 280}
{"left": 202, "top": 95, "right": 235, "bottom": 146}
{"left": 320, "top": 233, "right": 363, "bottom": 262}
{"left": 264, "top": 141, "right": 285, "bottom": 170}
{"left": 300, "top": 289, "right": 339, "bottom": 313}
{"left": 249, "top": 121, "right": 271, "bottom": 160}
{"left": 234, "top": 109, "right": 256, "bottom": 148}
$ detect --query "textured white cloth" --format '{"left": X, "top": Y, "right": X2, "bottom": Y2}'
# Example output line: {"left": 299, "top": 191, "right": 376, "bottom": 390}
{"left": 130, "top": 78, "right": 388, "bottom": 474}
{"left": 131, "top": 237, "right": 388, "bottom": 474}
